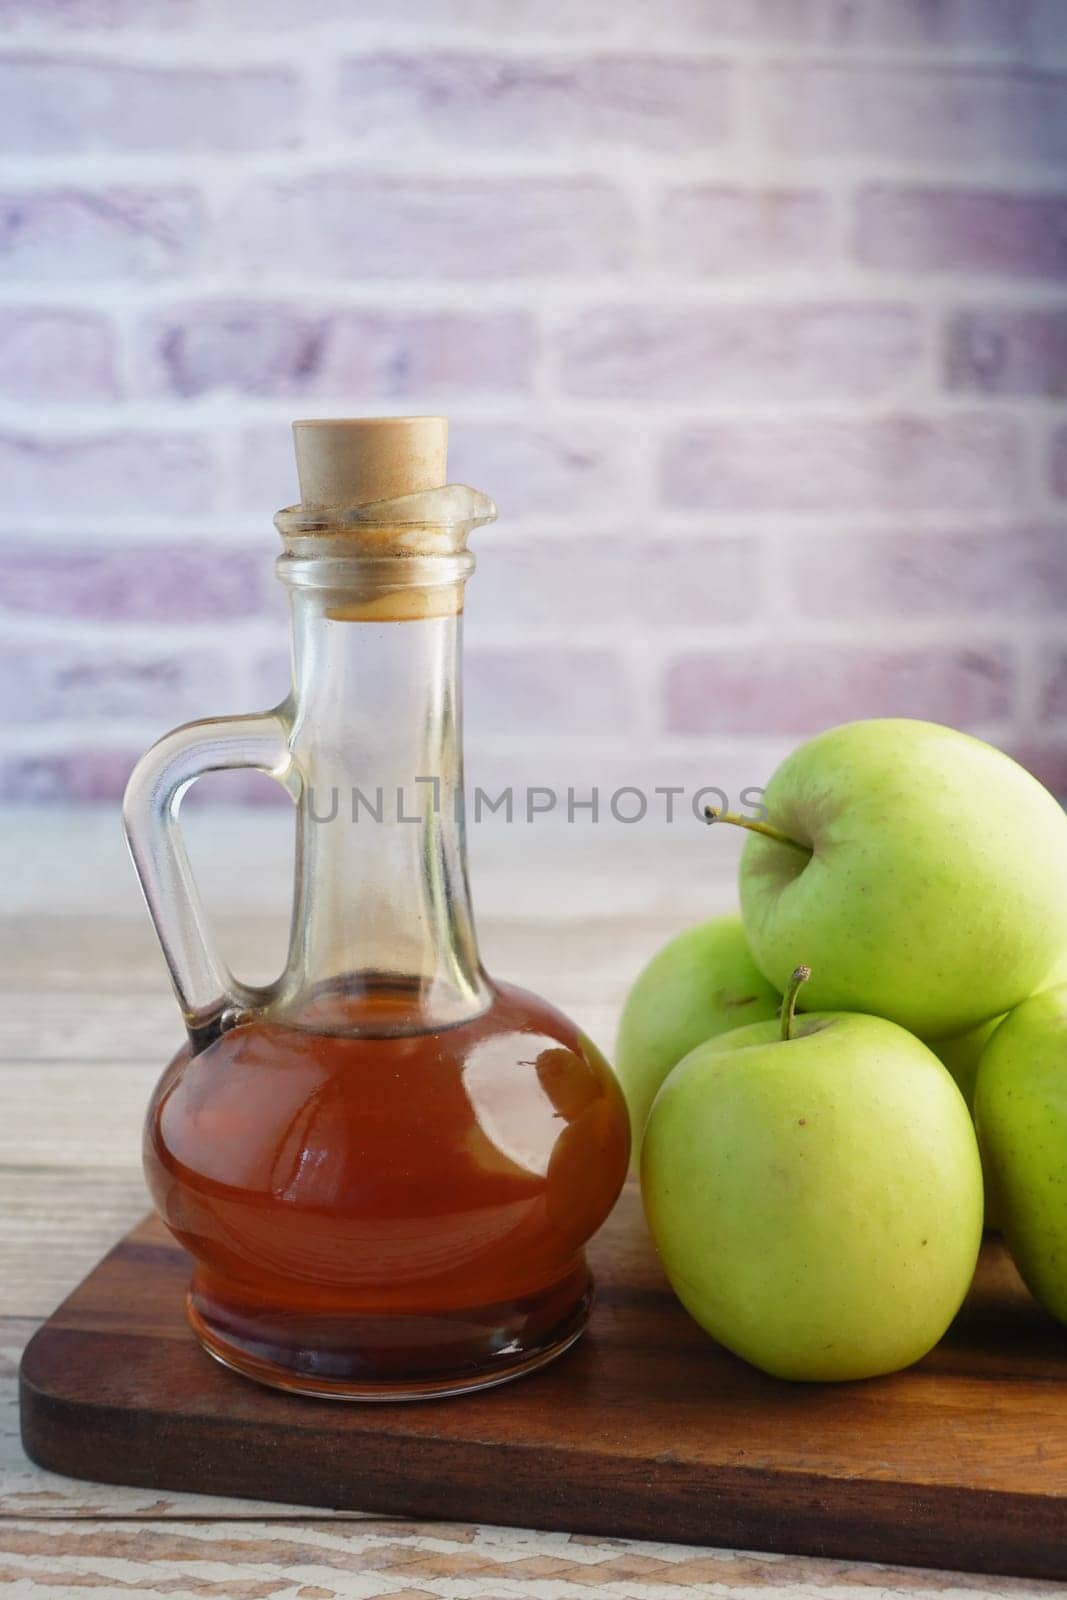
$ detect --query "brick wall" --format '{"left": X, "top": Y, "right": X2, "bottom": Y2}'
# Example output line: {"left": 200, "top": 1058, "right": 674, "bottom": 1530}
{"left": 1, "top": 0, "right": 1065, "bottom": 807}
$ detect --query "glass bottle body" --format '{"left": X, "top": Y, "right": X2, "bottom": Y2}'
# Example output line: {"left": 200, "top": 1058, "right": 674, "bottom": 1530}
{"left": 144, "top": 980, "right": 627, "bottom": 1398}
{"left": 127, "top": 484, "right": 630, "bottom": 1399}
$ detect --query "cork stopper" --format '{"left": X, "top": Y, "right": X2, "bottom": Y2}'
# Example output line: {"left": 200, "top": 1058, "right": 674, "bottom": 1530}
{"left": 291, "top": 417, "right": 449, "bottom": 512}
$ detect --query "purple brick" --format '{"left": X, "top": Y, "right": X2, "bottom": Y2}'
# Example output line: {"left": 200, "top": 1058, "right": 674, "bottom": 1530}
{"left": 1032, "top": 0, "right": 1067, "bottom": 63}
{"left": 0, "top": 186, "right": 204, "bottom": 280}
{"left": 0, "top": 638, "right": 229, "bottom": 723}
{"left": 146, "top": 303, "right": 320, "bottom": 398}
{"left": 0, "top": 748, "right": 138, "bottom": 803}
{"left": 255, "top": 644, "right": 292, "bottom": 712}
{"left": 449, "top": 422, "right": 640, "bottom": 515}
{"left": 660, "top": 186, "right": 830, "bottom": 275}
{"left": 233, "top": 177, "right": 633, "bottom": 278}
{"left": 0, "top": 58, "right": 299, "bottom": 152}
{"left": 1043, "top": 650, "right": 1067, "bottom": 719}
{"left": 218, "top": 0, "right": 1029, "bottom": 51}
{"left": 143, "top": 303, "right": 533, "bottom": 398}
{"left": 337, "top": 53, "right": 731, "bottom": 150}
{"left": 316, "top": 310, "right": 533, "bottom": 396}
{"left": 786, "top": 525, "right": 1067, "bottom": 619}
{"left": 240, "top": 425, "right": 302, "bottom": 514}
{"left": 814, "top": 0, "right": 1032, "bottom": 51}
{"left": 0, "top": 431, "right": 215, "bottom": 516}
{"left": 855, "top": 186, "right": 1067, "bottom": 280}
{"left": 205, "top": 0, "right": 625, "bottom": 27}
{"left": 468, "top": 533, "right": 758, "bottom": 632}
{"left": 558, "top": 304, "right": 919, "bottom": 401}
{"left": 466, "top": 647, "right": 630, "bottom": 736}
{"left": 1052, "top": 424, "right": 1067, "bottom": 498}
{"left": 0, "top": 308, "right": 118, "bottom": 400}
{"left": 666, "top": 644, "right": 1013, "bottom": 737}
{"left": 673, "top": 0, "right": 1031, "bottom": 50}
{"left": 767, "top": 67, "right": 1067, "bottom": 167}
{"left": 946, "top": 309, "right": 1067, "bottom": 397}
{"left": 663, "top": 415, "right": 1023, "bottom": 512}
{"left": 0, "top": 543, "right": 276, "bottom": 621}
{"left": 0, "top": 0, "right": 195, "bottom": 25}
{"left": 218, "top": 0, "right": 650, "bottom": 32}
{"left": 0, "top": 747, "right": 294, "bottom": 804}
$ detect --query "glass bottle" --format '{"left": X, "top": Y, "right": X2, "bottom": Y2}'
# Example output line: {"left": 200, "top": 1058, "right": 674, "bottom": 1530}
{"left": 124, "top": 417, "right": 631, "bottom": 1400}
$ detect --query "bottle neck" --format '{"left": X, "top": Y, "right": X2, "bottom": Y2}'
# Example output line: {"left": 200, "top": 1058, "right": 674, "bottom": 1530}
{"left": 274, "top": 588, "right": 489, "bottom": 1032}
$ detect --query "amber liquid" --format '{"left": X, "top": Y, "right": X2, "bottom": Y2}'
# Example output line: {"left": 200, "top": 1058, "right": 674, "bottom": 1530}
{"left": 144, "top": 980, "right": 630, "bottom": 1398}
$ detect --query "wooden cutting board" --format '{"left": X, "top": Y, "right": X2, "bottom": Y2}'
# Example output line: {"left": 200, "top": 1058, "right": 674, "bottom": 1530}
{"left": 19, "top": 1183, "right": 1067, "bottom": 1580}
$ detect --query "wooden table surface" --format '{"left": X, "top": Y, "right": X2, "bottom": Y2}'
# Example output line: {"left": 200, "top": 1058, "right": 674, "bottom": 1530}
{"left": 0, "top": 810, "right": 1055, "bottom": 1599}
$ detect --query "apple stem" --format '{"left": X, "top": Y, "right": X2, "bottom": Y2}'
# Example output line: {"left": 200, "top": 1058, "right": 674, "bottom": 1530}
{"left": 703, "top": 807, "right": 812, "bottom": 858}
{"left": 780, "top": 966, "right": 811, "bottom": 1042}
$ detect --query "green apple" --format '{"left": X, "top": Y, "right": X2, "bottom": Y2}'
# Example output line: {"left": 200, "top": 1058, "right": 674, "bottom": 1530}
{"left": 974, "top": 983, "right": 1067, "bottom": 1326}
{"left": 642, "top": 969, "right": 984, "bottom": 1382}
{"left": 929, "top": 947, "right": 1067, "bottom": 1101}
{"left": 927, "top": 950, "right": 1067, "bottom": 1230}
{"left": 930, "top": 1017, "right": 1005, "bottom": 1230}
{"left": 710, "top": 719, "right": 1067, "bottom": 1037}
{"left": 930, "top": 1018, "right": 1002, "bottom": 1111}
{"left": 615, "top": 915, "right": 779, "bottom": 1161}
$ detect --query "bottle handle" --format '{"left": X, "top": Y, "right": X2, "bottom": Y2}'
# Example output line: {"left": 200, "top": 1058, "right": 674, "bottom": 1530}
{"left": 122, "top": 712, "right": 296, "bottom": 1052}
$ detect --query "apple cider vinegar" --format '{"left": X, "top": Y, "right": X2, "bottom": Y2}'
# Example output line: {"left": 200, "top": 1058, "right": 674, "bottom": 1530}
{"left": 145, "top": 980, "right": 627, "bottom": 1397}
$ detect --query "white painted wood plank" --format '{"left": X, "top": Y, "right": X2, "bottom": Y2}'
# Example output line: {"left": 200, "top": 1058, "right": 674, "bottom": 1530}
{"left": 0, "top": 1067, "right": 154, "bottom": 1169}
{"left": 0, "top": 1514, "right": 1049, "bottom": 1599}
{"left": 0, "top": 995, "right": 177, "bottom": 1063}
{"left": 0, "top": 922, "right": 172, "bottom": 996}
{"left": 0, "top": 1169, "right": 148, "bottom": 1320}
